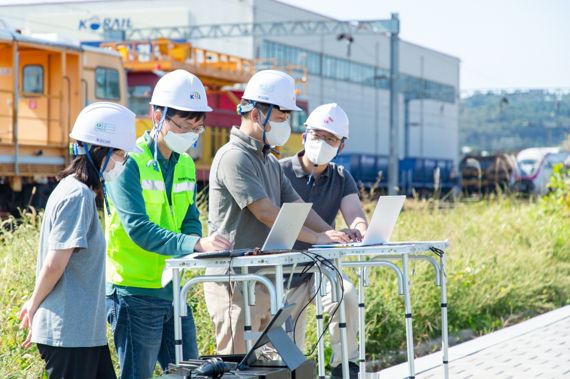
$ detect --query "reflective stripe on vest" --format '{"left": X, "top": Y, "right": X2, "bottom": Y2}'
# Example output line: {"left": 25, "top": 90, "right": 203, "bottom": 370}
{"left": 105, "top": 136, "right": 196, "bottom": 289}
{"left": 173, "top": 181, "right": 195, "bottom": 193}
{"left": 141, "top": 180, "right": 166, "bottom": 191}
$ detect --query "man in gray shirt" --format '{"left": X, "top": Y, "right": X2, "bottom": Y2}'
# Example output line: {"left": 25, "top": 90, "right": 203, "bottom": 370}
{"left": 204, "top": 70, "right": 351, "bottom": 355}
{"left": 280, "top": 103, "right": 367, "bottom": 379}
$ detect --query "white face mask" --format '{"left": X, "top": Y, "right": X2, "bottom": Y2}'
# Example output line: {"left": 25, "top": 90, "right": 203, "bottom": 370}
{"left": 259, "top": 111, "right": 291, "bottom": 146}
{"left": 164, "top": 131, "right": 200, "bottom": 154}
{"left": 102, "top": 159, "right": 126, "bottom": 182}
{"left": 304, "top": 139, "right": 339, "bottom": 165}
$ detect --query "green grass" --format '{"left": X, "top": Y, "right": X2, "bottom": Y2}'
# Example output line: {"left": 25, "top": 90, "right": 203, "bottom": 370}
{"left": 1, "top": 196, "right": 570, "bottom": 377}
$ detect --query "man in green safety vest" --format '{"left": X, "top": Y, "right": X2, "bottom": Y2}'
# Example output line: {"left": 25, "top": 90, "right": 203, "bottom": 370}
{"left": 105, "top": 69, "right": 231, "bottom": 379}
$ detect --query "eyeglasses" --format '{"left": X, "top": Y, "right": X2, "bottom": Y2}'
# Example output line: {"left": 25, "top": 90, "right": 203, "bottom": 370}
{"left": 168, "top": 117, "right": 205, "bottom": 134}
{"left": 306, "top": 129, "right": 341, "bottom": 146}
{"left": 273, "top": 106, "right": 292, "bottom": 115}
{"left": 112, "top": 150, "right": 129, "bottom": 166}
{"left": 256, "top": 105, "right": 292, "bottom": 119}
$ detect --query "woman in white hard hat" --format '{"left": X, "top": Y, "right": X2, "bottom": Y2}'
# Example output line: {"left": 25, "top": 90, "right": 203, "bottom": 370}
{"left": 104, "top": 69, "right": 231, "bottom": 379}
{"left": 279, "top": 103, "right": 367, "bottom": 379}
{"left": 18, "top": 102, "right": 138, "bottom": 379}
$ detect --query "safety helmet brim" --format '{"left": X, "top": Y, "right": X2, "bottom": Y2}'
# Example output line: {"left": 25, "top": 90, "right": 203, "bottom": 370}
{"left": 242, "top": 70, "right": 302, "bottom": 112}
{"left": 69, "top": 102, "right": 140, "bottom": 153}
{"left": 149, "top": 103, "right": 213, "bottom": 113}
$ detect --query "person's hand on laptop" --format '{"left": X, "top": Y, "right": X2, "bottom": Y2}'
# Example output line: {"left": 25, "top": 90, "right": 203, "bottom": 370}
{"left": 195, "top": 232, "right": 233, "bottom": 252}
{"left": 340, "top": 228, "right": 363, "bottom": 242}
{"left": 316, "top": 229, "right": 351, "bottom": 245}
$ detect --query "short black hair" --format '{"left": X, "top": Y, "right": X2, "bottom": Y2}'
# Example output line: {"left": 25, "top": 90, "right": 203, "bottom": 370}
{"left": 239, "top": 99, "right": 272, "bottom": 120}
{"left": 57, "top": 143, "right": 111, "bottom": 190}
{"left": 156, "top": 106, "right": 206, "bottom": 122}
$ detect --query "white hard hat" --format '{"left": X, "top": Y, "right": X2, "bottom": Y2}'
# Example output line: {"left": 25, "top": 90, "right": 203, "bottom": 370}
{"left": 242, "top": 70, "right": 302, "bottom": 111}
{"left": 305, "top": 103, "right": 349, "bottom": 139}
{"left": 70, "top": 102, "right": 140, "bottom": 152}
{"left": 150, "top": 69, "right": 213, "bottom": 112}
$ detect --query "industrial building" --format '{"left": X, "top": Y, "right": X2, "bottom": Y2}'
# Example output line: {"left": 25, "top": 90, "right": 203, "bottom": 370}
{"left": 0, "top": 0, "right": 460, "bottom": 191}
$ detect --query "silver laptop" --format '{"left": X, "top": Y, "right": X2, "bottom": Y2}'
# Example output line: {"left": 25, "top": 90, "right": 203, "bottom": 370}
{"left": 312, "top": 195, "right": 405, "bottom": 248}
{"left": 162, "top": 202, "right": 313, "bottom": 285}
{"left": 191, "top": 202, "right": 312, "bottom": 258}
{"left": 261, "top": 202, "right": 313, "bottom": 250}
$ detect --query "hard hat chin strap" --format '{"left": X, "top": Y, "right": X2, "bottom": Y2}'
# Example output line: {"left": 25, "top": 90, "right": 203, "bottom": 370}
{"left": 259, "top": 104, "right": 274, "bottom": 149}
{"left": 332, "top": 138, "right": 346, "bottom": 162}
{"left": 148, "top": 106, "right": 168, "bottom": 172}
{"left": 239, "top": 100, "right": 277, "bottom": 156}
{"left": 84, "top": 144, "right": 114, "bottom": 215}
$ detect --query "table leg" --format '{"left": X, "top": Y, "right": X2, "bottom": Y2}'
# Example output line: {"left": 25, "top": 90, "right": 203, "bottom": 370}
{"left": 335, "top": 258, "right": 350, "bottom": 379}
{"left": 440, "top": 252, "right": 449, "bottom": 379}
{"left": 274, "top": 264, "right": 285, "bottom": 307}
{"left": 172, "top": 268, "right": 183, "bottom": 364}
{"left": 315, "top": 275, "right": 326, "bottom": 379}
{"left": 402, "top": 253, "right": 416, "bottom": 378}
{"left": 358, "top": 264, "right": 366, "bottom": 379}
{"left": 242, "top": 266, "right": 253, "bottom": 352}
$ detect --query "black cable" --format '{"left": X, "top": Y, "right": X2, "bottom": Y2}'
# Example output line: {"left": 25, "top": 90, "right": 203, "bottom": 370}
{"left": 193, "top": 357, "right": 230, "bottom": 378}
{"left": 430, "top": 246, "right": 445, "bottom": 258}
{"left": 429, "top": 246, "right": 447, "bottom": 278}
{"left": 317, "top": 258, "right": 345, "bottom": 329}
{"left": 301, "top": 251, "right": 345, "bottom": 356}
{"left": 292, "top": 251, "right": 322, "bottom": 347}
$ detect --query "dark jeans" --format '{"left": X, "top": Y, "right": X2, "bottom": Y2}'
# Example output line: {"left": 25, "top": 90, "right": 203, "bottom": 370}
{"left": 106, "top": 293, "right": 198, "bottom": 379}
{"left": 37, "top": 343, "right": 116, "bottom": 379}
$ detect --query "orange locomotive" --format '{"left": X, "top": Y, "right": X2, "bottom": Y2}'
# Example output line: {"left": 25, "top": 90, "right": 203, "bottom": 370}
{"left": 0, "top": 30, "right": 126, "bottom": 215}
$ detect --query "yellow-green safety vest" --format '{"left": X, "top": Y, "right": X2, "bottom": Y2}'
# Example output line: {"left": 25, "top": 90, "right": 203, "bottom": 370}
{"left": 105, "top": 136, "right": 196, "bottom": 288}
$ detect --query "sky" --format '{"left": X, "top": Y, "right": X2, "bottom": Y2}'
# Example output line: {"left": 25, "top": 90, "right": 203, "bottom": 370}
{"left": 281, "top": 0, "right": 570, "bottom": 91}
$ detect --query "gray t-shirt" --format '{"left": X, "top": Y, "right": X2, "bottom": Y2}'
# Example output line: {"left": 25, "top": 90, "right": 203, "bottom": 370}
{"left": 280, "top": 151, "right": 359, "bottom": 250}
{"left": 32, "top": 176, "right": 107, "bottom": 347}
{"left": 208, "top": 127, "right": 300, "bottom": 249}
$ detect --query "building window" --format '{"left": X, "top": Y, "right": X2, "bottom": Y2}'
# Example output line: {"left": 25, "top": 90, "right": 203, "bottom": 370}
{"left": 260, "top": 40, "right": 457, "bottom": 103}
{"left": 306, "top": 52, "right": 321, "bottom": 75}
{"left": 323, "top": 56, "right": 335, "bottom": 78}
{"left": 95, "top": 67, "right": 120, "bottom": 100}
{"left": 22, "top": 65, "right": 44, "bottom": 94}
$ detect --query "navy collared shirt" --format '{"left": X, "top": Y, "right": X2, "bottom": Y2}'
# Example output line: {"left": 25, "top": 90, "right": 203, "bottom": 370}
{"left": 279, "top": 150, "right": 359, "bottom": 250}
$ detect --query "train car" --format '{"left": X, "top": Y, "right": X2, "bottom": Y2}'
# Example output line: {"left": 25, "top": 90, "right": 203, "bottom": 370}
{"left": 333, "top": 153, "right": 455, "bottom": 196}
{"left": 514, "top": 147, "right": 570, "bottom": 195}
{"left": 459, "top": 154, "right": 518, "bottom": 195}
{"left": 0, "top": 29, "right": 126, "bottom": 215}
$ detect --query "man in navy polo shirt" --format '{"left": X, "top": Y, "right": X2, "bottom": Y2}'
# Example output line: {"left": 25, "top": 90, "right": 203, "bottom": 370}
{"left": 280, "top": 103, "right": 368, "bottom": 379}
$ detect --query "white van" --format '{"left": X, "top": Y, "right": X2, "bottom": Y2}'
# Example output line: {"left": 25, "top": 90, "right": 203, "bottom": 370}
{"left": 515, "top": 147, "right": 570, "bottom": 195}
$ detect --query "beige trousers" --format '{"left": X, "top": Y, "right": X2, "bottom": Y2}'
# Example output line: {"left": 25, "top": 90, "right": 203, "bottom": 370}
{"left": 204, "top": 279, "right": 275, "bottom": 355}
{"left": 285, "top": 274, "right": 359, "bottom": 367}
{"left": 204, "top": 272, "right": 359, "bottom": 367}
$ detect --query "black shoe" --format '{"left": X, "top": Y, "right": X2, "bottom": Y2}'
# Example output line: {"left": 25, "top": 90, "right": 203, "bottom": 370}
{"left": 331, "top": 361, "right": 359, "bottom": 379}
